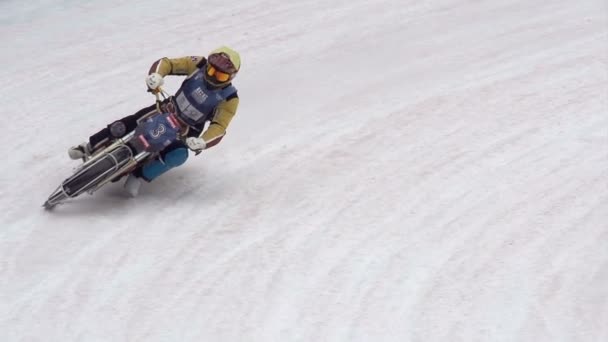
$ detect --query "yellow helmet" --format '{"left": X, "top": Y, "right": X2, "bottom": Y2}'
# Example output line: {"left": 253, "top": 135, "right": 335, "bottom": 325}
{"left": 204, "top": 46, "right": 241, "bottom": 86}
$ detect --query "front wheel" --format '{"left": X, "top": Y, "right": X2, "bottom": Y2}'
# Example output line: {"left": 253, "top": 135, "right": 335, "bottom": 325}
{"left": 43, "top": 145, "right": 133, "bottom": 209}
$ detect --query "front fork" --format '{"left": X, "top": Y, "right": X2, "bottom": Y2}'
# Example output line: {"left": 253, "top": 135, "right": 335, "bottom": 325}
{"left": 73, "top": 130, "right": 150, "bottom": 194}
{"left": 91, "top": 150, "right": 150, "bottom": 192}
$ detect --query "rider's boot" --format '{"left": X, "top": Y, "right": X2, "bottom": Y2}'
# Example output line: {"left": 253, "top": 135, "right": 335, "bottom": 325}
{"left": 68, "top": 142, "right": 93, "bottom": 160}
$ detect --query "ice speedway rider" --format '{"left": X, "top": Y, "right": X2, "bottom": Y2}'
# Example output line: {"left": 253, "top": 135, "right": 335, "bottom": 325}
{"left": 68, "top": 46, "right": 241, "bottom": 197}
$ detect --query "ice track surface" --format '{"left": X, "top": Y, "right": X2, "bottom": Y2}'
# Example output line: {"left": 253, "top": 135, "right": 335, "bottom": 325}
{"left": 1, "top": 0, "right": 607, "bottom": 341}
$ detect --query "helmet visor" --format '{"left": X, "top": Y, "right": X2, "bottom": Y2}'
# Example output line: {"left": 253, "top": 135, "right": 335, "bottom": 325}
{"left": 206, "top": 65, "right": 231, "bottom": 82}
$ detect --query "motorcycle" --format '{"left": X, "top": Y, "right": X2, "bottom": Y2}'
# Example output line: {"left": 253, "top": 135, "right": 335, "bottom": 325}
{"left": 44, "top": 89, "right": 182, "bottom": 210}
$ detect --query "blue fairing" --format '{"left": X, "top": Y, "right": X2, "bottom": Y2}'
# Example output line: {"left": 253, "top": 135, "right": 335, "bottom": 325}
{"left": 134, "top": 113, "right": 181, "bottom": 153}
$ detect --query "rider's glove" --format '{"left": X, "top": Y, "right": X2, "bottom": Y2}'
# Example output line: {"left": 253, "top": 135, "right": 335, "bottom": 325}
{"left": 145, "top": 73, "right": 164, "bottom": 93}
{"left": 185, "top": 137, "right": 206, "bottom": 152}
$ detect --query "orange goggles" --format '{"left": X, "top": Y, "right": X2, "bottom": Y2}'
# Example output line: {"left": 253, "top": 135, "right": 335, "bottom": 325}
{"left": 206, "top": 64, "right": 232, "bottom": 82}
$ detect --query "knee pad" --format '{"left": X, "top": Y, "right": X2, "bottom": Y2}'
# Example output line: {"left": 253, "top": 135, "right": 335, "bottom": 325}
{"left": 141, "top": 148, "right": 189, "bottom": 181}
{"left": 163, "top": 147, "right": 189, "bottom": 167}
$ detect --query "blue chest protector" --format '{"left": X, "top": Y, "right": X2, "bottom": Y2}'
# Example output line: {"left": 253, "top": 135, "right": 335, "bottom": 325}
{"left": 174, "top": 69, "right": 237, "bottom": 127}
{"left": 141, "top": 69, "right": 237, "bottom": 182}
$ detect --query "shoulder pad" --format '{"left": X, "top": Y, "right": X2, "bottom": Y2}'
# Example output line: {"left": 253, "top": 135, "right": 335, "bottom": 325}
{"left": 195, "top": 57, "right": 207, "bottom": 68}
{"left": 221, "top": 85, "right": 237, "bottom": 99}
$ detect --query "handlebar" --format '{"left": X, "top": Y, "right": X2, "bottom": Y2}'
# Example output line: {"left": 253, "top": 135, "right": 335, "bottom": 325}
{"left": 154, "top": 87, "right": 171, "bottom": 112}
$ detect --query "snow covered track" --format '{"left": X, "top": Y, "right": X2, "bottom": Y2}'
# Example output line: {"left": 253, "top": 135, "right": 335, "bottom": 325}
{"left": 1, "top": 0, "right": 607, "bottom": 341}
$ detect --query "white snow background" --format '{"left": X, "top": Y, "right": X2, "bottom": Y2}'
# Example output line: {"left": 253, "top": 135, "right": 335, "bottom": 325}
{"left": 1, "top": 0, "right": 607, "bottom": 341}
